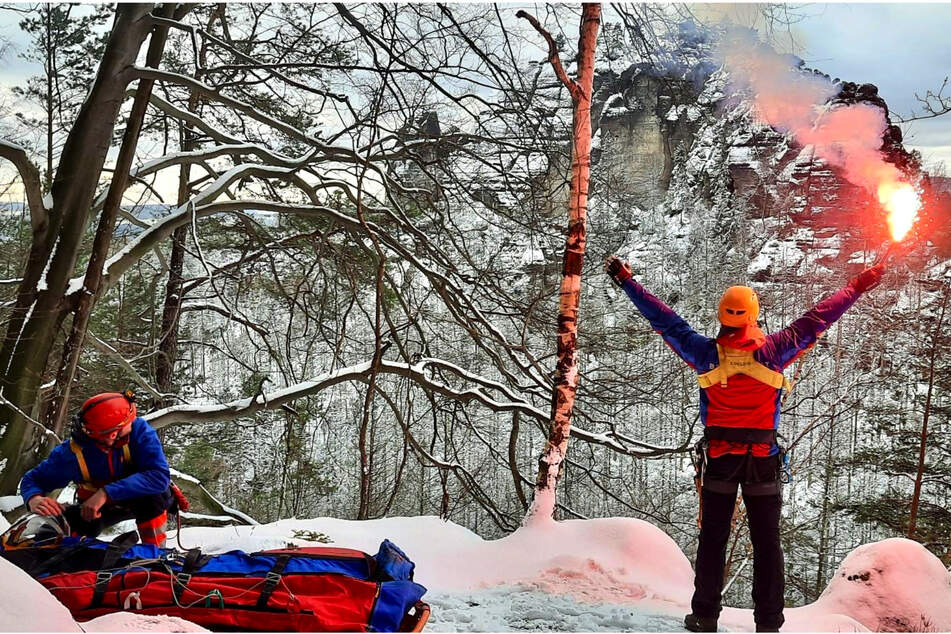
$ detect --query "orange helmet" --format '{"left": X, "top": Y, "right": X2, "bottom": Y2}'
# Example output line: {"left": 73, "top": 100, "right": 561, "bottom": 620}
{"left": 77, "top": 392, "right": 136, "bottom": 438}
{"left": 717, "top": 286, "right": 759, "bottom": 327}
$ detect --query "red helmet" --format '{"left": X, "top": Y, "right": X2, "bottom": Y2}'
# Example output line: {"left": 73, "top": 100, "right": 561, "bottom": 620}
{"left": 78, "top": 392, "right": 136, "bottom": 438}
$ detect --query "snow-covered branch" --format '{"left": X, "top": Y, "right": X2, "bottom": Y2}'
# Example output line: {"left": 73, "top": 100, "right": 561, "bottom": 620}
{"left": 140, "top": 90, "right": 244, "bottom": 145}
{"left": 133, "top": 66, "right": 318, "bottom": 146}
{"left": 170, "top": 468, "right": 258, "bottom": 525}
{"left": 148, "top": 360, "right": 374, "bottom": 428}
{"left": 0, "top": 389, "right": 60, "bottom": 445}
{"left": 147, "top": 357, "right": 644, "bottom": 456}
{"left": 94, "top": 167, "right": 319, "bottom": 293}
{"left": 180, "top": 302, "right": 270, "bottom": 337}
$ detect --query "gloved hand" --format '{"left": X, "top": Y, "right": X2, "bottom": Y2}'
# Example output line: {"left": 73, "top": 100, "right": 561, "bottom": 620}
{"left": 604, "top": 255, "right": 633, "bottom": 287}
{"left": 849, "top": 263, "right": 885, "bottom": 293}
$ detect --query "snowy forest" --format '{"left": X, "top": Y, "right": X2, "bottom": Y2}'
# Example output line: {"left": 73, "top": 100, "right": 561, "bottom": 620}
{"left": 0, "top": 2, "right": 949, "bottom": 623}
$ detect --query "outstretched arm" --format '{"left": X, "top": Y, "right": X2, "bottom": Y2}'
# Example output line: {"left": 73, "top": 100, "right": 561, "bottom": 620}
{"left": 605, "top": 256, "right": 710, "bottom": 369}
{"left": 770, "top": 264, "right": 885, "bottom": 367}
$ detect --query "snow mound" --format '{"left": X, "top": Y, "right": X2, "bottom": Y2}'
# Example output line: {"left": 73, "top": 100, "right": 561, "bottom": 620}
{"left": 177, "top": 515, "right": 692, "bottom": 604}
{"left": 402, "top": 516, "right": 694, "bottom": 604}
{"left": 0, "top": 557, "right": 81, "bottom": 632}
{"left": 83, "top": 613, "right": 209, "bottom": 632}
{"left": 493, "top": 517, "right": 695, "bottom": 605}
{"left": 794, "top": 538, "right": 951, "bottom": 632}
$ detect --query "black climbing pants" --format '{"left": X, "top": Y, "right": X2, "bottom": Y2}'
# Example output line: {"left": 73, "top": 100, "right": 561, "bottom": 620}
{"left": 690, "top": 453, "right": 784, "bottom": 630}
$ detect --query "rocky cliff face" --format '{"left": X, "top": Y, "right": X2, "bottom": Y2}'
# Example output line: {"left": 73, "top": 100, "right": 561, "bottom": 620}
{"left": 593, "top": 64, "right": 701, "bottom": 207}
{"left": 591, "top": 55, "right": 947, "bottom": 291}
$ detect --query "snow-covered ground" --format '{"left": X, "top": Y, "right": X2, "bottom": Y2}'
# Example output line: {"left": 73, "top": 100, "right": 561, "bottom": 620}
{"left": 2, "top": 514, "right": 950, "bottom": 632}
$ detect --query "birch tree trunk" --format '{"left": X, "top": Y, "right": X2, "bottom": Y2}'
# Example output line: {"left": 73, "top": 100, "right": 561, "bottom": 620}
{"left": 518, "top": 4, "right": 601, "bottom": 524}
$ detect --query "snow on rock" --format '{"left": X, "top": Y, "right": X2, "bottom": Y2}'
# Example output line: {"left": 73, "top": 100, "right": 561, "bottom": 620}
{"left": 792, "top": 538, "right": 951, "bottom": 632}
{"left": 0, "top": 557, "right": 81, "bottom": 632}
{"left": 519, "top": 245, "right": 545, "bottom": 267}
{"left": 748, "top": 239, "right": 805, "bottom": 278}
{"left": 487, "top": 517, "right": 694, "bottom": 606}
{"left": 83, "top": 613, "right": 209, "bottom": 632}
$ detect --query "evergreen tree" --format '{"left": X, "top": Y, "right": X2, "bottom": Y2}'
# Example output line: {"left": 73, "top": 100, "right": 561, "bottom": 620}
{"left": 10, "top": 3, "right": 111, "bottom": 188}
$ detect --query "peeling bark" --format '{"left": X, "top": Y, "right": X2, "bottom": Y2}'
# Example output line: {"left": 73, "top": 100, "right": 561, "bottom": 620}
{"left": 519, "top": 4, "right": 601, "bottom": 524}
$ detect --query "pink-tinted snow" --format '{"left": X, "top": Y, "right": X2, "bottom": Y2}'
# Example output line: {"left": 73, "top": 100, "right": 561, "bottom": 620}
{"left": 2, "top": 516, "right": 950, "bottom": 632}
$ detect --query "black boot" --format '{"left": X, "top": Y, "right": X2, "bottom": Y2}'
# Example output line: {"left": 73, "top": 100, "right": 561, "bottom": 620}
{"left": 685, "top": 614, "right": 718, "bottom": 632}
{"left": 755, "top": 626, "right": 780, "bottom": 633}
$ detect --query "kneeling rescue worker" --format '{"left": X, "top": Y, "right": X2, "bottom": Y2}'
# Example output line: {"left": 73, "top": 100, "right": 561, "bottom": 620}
{"left": 19, "top": 391, "right": 173, "bottom": 546}
{"left": 604, "top": 255, "right": 885, "bottom": 633}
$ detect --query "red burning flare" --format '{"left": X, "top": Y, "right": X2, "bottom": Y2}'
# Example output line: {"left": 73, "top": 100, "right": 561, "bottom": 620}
{"left": 877, "top": 181, "right": 920, "bottom": 242}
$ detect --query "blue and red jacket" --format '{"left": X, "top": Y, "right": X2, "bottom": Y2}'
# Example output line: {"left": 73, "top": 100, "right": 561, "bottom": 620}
{"left": 19, "top": 417, "right": 170, "bottom": 503}
{"left": 621, "top": 279, "right": 863, "bottom": 457}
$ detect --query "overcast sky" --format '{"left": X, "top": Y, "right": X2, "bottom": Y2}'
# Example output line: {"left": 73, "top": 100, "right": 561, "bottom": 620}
{"left": 791, "top": 3, "right": 951, "bottom": 174}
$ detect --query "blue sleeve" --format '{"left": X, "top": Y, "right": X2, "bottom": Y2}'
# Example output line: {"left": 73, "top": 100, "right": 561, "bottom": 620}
{"left": 19, "top": 443, "right": 79, "bottom": 502}
{"left": 103, "top": 419, "right": 170, "bottom": 501}
{"left": 768, "top": 285, "right": 862, "bottom": 368}
{"left": 621, "top": 278, "right": 711, "bottom": 370}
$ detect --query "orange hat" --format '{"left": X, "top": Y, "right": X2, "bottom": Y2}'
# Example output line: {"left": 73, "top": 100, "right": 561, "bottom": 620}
{"left": 717, "top": 286, "right": 759, "bottom": 327}
{"left": 78, "top": 392, "right": 136, "bottom": 437}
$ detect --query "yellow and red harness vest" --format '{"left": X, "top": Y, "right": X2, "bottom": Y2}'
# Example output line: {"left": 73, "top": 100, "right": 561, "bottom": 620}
{"left": 697, "top": 344, "right": 791, "bottom": 391}
{"left": 69, "top": 440, "right": 132, "bottom": 501}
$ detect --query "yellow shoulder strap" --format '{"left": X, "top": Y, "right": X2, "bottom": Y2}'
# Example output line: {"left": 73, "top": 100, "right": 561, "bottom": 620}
{"left": 70, "top": 439, "right": 92, "bottom": 483}
{"left": 697, "top": 345, "right": 730, "bottom": 388}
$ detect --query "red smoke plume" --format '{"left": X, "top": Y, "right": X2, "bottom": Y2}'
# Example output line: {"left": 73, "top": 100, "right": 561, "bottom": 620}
{"left": 719, "top": 31, "right": 919, "bottom": 241}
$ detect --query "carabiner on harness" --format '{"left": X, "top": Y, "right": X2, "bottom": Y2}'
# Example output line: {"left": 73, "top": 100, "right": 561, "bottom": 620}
{"left": 690, "top": 438, "right": 709, "bottom": 488}
{"left": 690, "top": 438, "right": 709, "bottom": 529}
{"left": 777, "top": 444, "right": 792, "bottom": 484}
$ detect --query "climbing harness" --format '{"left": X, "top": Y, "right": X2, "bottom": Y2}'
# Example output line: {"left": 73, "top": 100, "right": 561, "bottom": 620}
{"left": 70, "top": 439, "right": 133, "bottom": 501}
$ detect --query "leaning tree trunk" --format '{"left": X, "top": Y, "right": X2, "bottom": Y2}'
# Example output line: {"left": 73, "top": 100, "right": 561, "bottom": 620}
{"left": 46, "top": 3, "right": 178, "bottom": 437}
{"left": 0, "top": 4, "right": 156, "bottom": 495}
{"left": 518, "top": 4, "right": 601, "bottom": 525}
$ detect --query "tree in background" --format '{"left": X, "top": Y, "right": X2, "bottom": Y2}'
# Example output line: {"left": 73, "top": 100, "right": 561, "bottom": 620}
{"left": 0, "top": 4, "right": 162, "bottom": 494}
{"left": 6, "top": 3, "right": 111, "bottom": 188}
